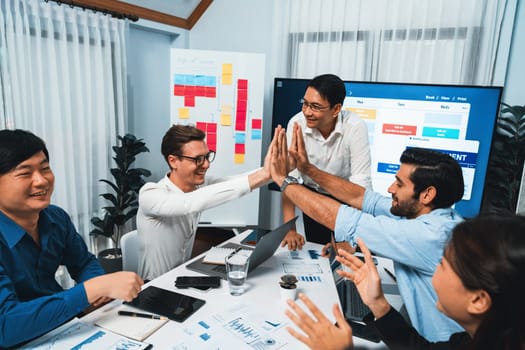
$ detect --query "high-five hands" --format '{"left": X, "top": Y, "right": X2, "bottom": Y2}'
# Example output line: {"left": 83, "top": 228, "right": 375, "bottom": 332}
{"left": 270, "top": 126, "right": 290, "bottom": 186}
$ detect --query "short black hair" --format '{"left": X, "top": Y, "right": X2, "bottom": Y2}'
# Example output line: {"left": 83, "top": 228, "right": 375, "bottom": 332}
{"left": 0, "top": 129, "right": 49, "bottom": 175}
{"left": 307, "top": 74, "right": 346, "bottom": 107}
{"left": 400, "top": 147, "right": 464, "bottom": 209}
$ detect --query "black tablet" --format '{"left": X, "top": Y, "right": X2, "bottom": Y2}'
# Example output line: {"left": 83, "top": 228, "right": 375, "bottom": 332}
{"left": 125, "top": 286, "right": 206, "bottom": 322}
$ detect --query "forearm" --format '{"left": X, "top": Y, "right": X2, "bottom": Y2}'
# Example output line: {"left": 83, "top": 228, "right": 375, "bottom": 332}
{"left": 302, "top": 164, "right": 365, "bottom": 209}
{"left": 0, "top": 285, "right": 89, "bottom": 348}
{"left": 368, "top": 297, "right": 392, "bottom": 320}
{"left": 140, "top": 176, "right": 251, "bottom": 216}
{"left": 247, "top": 167, "right": 271, "bottom": 190}
{"left": 282, "top": 192, "right": 297, "bottom": 224}
{"left": 280, "top": 182, "right": 340, "bottom": 231}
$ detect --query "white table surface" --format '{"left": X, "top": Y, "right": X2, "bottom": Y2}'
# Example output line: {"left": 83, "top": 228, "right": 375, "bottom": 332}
{"left": 82, "top": 230, "right": 401, "bottom": 349}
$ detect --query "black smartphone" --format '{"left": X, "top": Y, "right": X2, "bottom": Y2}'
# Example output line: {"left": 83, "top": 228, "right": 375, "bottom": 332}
{"left": 175, "top": 276, "right": 221, "bottom": 289}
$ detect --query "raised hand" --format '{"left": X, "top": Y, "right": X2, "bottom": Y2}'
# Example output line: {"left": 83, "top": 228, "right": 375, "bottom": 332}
{"left": 335, "top": 238, "right": 391, "bottom": 318}
{"left": 270, "top": 125, "right": 290, "bottom": 186}
{"left": 285, "top": 293, "right": 353, "bottom": 350}
{"left": 289, "top": 123, "right": 311, "bottom": 173}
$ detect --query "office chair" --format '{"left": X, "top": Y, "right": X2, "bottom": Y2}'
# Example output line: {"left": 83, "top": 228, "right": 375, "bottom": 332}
{"left": 121, "top": 230, "right": 140, "bottom": 274}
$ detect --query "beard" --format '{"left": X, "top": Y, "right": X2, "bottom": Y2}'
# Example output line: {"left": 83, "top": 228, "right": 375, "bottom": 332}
{"left": 390, "top": 196, "right": 420, "bottom": 218}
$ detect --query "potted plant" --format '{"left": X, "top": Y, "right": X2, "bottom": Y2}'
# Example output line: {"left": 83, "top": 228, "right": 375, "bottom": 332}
{"left": 90, "top": 134, "right": 151, "bottom": 273}
{"left": 279, "top": 274, "right": 298, "bottom": 302}
{"left": 482, "top": 103, "right": 525, "bottom": 214}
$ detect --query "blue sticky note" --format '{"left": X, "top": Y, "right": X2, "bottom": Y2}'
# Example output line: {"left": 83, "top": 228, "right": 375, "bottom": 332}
{"left": 251, "top": 129, "right": 262, "bottom": 140}
{"left": 174, "top": 74, "right": 186, "bottom": 85}
{"left": 235, "top": 133, "right": 246, "bottom": 144}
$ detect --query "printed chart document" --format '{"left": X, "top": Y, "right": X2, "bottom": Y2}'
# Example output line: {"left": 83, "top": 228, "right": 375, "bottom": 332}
{"left": 20, "top": 318, "right": 152, "bottom": 349}
{"left": 171, "top": 303, "right": 288, "bottom": 349}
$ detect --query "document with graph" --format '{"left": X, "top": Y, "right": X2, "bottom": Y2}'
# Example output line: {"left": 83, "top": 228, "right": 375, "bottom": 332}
{"left": 20, "top": 318, "right": 152, "bottom": 350}
{"left": 172, "top": 303, "right": 288, "bottom": 350}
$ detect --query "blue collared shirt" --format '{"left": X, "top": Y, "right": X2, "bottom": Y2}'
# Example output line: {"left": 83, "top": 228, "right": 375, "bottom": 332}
{"left": 0, "top": 205, "right": 104, "bottom": 348}
{"left": 335, "top": 190, "right": 464, "bottom": 342}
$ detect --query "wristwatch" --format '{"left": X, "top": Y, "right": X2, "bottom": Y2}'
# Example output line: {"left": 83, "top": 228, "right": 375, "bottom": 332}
{"left": 280, "top": 175, "right": 300, "bottom": 192}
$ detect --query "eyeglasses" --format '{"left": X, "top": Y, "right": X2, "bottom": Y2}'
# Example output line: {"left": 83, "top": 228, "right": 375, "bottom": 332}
{"left": 174, "top": 151, "right": 216, "bottom": 167}
{"left": 300, "top": 98, "right": 331, "bottom": 112}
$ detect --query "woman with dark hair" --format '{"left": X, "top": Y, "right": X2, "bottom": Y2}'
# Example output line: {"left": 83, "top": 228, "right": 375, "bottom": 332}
{"left": 284, "top": 215, "right": 525, "bottom": 350}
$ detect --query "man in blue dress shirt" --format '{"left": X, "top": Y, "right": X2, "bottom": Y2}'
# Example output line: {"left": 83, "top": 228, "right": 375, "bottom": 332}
{"left": 270, "top": 125, "right": 465, "bottom": 341}
{"left": 0, "top": 129, "right": 144, "bottom": 348}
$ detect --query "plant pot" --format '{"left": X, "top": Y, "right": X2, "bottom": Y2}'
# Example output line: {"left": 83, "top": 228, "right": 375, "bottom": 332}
{"left": 98, "top": 248, "right": 123, "bottom": 274}
{"left": 280, "top": 284, "right": 297, "bottom": 303}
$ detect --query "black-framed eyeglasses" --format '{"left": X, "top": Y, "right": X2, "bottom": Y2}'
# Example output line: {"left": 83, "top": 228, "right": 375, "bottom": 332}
{"left": 300, "top": 98, "right": 331, "bottom": 112}
{"left": 174, "top": 151, "right": 216, "bottom": 166}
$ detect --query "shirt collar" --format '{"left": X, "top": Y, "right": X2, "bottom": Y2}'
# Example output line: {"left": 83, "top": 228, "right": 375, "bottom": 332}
{"left": 304, "top": 111, "right": 343, "bottom": 140}
{"left": 0, "top": 208, "right": 56, "bottom": 248}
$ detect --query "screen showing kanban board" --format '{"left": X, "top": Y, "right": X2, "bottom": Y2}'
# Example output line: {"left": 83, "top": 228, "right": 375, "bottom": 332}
{"left": 170, "top": 49, "right": 265, "bottom": 226}
{"left": 272, "top": 79, "right": 502, "bottom": 218}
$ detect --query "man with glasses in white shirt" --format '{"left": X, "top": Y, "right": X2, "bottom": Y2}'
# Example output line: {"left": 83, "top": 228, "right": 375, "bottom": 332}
{"left": 137, "top": 124, "right": 273, "bottom": 280}
{"left": 281, "top": 74, "right": 372, "bottom": 250}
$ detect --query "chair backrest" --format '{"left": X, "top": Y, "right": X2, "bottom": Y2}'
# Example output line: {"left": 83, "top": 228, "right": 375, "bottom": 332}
{"left": 121, "top": 230, "right": 140, "bottom": 274}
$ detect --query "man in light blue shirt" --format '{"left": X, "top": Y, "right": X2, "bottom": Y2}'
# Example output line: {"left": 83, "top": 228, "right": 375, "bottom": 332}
{"left": 270, "top": 125, "right": 464, "bottom": 341}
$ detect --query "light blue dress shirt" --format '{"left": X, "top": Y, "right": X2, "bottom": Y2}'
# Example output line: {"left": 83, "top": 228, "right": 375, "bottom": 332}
{"left": 335, "top": 190, "right": 464, "bottom": 342}
{"left": 0, "top": 205, "right": 104, "bottom": 348}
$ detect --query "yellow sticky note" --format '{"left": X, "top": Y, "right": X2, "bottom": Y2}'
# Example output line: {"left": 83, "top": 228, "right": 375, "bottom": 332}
{"left": 179, "top": 107, "right": 190, "bottom": 119}
{"left": 221, "top": 114, "right": 232, "bottom": 126}
{"left": 222, "top": 63, "right": 233, "bottom": 74}
{"left": 222, "top": 73, "right": 232, "bottom": 85}
{"left": 221, "top": 104, "right": 232, "bottom": 115}
{"left": 234, "top": 153, "right": 245, "bottom": 164}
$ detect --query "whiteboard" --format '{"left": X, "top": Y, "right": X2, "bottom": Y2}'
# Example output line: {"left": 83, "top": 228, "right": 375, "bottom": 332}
{"left": 170, "top": 49, "right": 266, "bottom": 226}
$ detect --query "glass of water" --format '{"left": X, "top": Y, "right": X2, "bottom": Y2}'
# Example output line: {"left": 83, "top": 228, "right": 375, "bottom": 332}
{"left": 225, "top": 250, "right": 250, "bottom": 296}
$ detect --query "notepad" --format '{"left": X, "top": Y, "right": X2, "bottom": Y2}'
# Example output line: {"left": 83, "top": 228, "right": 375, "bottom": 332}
{"left": 202, "top": 246, "right": 237, "bottom": 264}
{"left": 95, "top": 306, "right": 168, "bottom": 341}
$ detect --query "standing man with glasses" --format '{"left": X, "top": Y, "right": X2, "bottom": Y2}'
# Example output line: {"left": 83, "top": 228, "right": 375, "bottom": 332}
{"left": 281, "top": 74, "right": 372, "bottom": 250}
{"left": 137, "top": 124, "right": 274, "bottom": 280}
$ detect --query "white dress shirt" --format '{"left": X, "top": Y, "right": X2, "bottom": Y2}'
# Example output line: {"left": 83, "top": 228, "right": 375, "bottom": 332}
{"left": 286, "top": 109, "right": 372, "bottom": 192}
{"left": 137, "top": 173, "right": 251, "bottom": 280}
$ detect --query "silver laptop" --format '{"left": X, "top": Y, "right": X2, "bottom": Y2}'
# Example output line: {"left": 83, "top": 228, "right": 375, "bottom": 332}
{"left": 186, "top": 217, "right": 298, "bottom": 279}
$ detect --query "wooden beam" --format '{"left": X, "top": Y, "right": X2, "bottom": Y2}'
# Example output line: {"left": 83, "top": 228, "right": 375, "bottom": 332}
{"left": 72, "top": 0, "right": 212, "bottom": 30}
{"left": 187, "top": 0, "right": 213, "bottom": 29}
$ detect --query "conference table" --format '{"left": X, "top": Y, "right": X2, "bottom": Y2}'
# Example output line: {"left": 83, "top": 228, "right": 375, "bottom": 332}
{"left": 81, "top": 229, "right": 402, "bottom": 349}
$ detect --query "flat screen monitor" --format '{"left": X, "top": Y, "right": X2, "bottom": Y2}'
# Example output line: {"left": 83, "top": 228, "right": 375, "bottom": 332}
{"left": 272, "top": 78, "right": 502, "bottom": 218}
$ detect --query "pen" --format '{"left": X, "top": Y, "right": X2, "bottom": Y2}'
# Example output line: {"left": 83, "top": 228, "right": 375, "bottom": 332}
{"left": 383, "top": 267, "right": 397, "bottom": 282}
{"left": 227, "top": 246, "right": 242, "bottom": 259}
{"left": 118, "top": 310, "right": 168, "bottom": 320}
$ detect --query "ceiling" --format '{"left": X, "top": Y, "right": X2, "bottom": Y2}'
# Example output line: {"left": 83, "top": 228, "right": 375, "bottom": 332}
{"left": 122, "top": 0, "right": 202, "bottom": 20}
{"left": 73, "top": 0, "right": 213, "bottom": 29}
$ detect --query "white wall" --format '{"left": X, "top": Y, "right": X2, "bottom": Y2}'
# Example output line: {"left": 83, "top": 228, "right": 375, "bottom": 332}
{"left": 189, "top": 0, "right": 279, "bottom": 228}
{"left": 127, "top": 1, "right": 525, "bottom": 223}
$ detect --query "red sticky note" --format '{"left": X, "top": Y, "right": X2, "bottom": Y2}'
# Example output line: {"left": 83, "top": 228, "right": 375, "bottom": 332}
{"left": 235, "top": 143, "right": 245, "bottom": 154}
{"left": 237, "top": 79, "right": 248, "bottom": 89}
{"left": 184, "top": 95, "right": 195, "bottom": 107}
{"left": 251, "top": 119, "right": 262, "bottom": 129}
{"left": 174, "top": 85, "right": 185, "bottom": 96}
